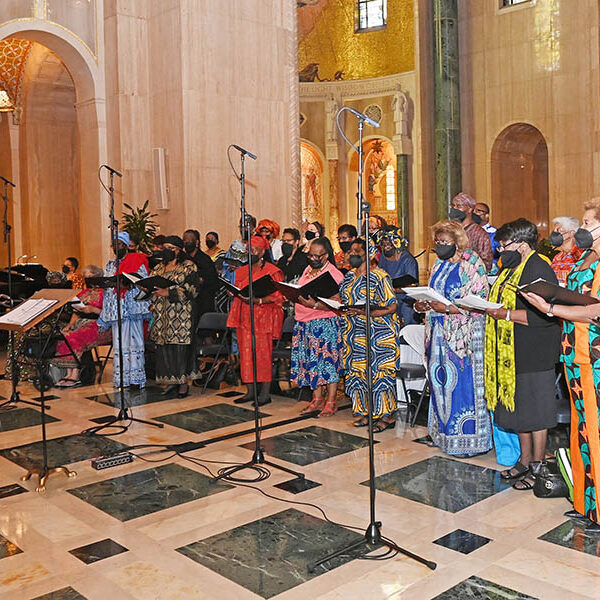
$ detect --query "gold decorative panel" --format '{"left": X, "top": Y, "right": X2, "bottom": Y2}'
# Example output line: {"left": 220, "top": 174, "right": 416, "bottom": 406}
{"left": 0, "top": 38, "right": 33, "bottom": 107}
{"left": 298, "top": 0, "right": 414, "bottom": 81}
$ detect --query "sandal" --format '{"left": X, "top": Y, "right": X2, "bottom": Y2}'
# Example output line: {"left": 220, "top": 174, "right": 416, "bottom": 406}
{"left": 301, "top": 396, "right": 325, "bottom": 415}
{"left": 353, "top": 417, "right": 369, "bottom": 427}
{"left": 501, "top": 461, "right": 528, "bottom": 480}
{"left": 60, "top": 379, "right": 81, "bottom": 388}
{"left": 512, "top": 474, "right": 534, "bottom": 490}
{"left": 318, "top": 398, "right": 337, "bottom": 418}
{"left": 372, "top": 419, "right": 396, "bottom": 433}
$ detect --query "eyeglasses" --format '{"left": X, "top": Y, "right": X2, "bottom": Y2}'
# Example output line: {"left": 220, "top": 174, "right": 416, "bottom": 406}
{"left": 433, "top": 239, "right": 454, "bottom": 246}
{"left": 307, "top": 253, "right": 326, "bottom": 260}
{"left": 498, "top": 240, "right": 517, "bottom": 250}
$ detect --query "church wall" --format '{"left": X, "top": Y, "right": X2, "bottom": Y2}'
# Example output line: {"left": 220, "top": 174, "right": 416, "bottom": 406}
{"left": 458, "top": 0, "right": 600, "bottom": 231}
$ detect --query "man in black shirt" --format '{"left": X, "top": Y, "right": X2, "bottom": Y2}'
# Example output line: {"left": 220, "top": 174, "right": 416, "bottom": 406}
{"left": 182, "top": 229, "right": 219, "bottom": 316}
{"left": 277, "top": 227, "right": 308, "bottom": 282}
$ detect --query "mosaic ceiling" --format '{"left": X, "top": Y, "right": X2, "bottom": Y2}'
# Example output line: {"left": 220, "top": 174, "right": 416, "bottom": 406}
{"left": 0, "top": 38, "right": 33, "bottom": 109}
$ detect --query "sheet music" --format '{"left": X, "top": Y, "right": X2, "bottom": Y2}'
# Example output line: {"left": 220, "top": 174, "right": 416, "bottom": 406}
{"left": 455, "top": 295, "right": 503, "bottom": 310}
{"left": 402, "top": 286, "right": 452, "bottom": 306}
{"left": 0, "top": 298, "right": 58, "bottom": 326}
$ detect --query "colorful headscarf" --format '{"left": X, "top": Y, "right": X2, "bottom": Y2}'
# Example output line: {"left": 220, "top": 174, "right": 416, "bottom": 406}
{"left": 117, "top": 231, "right": 130, "bottom": 246}
{"left": 452, "top": 192, "right": 476, "bottom": 209}
{"left": 249, "top": 235, "right": 270, "bottom": 251}
{"left": 377, "top": 227, "right": 408, "bottom": 250}
{"left": 255, "top": 219, "right": 280, "bottom": 239}
{"left": 365, "top": 237, "right": 379, "bottom": 261}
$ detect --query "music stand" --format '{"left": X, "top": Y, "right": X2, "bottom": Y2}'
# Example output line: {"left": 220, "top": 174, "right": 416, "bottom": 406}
{"left": 0, "top": 289, "right": 79, "bottom": 491}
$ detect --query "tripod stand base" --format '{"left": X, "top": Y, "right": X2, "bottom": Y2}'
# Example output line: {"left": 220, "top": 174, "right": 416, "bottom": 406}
{"left": 307, "top": 522, "right": 437, "bottom": 573}
{"left": 213, "top": 448, "right": 305, "bottom": 483}
{"left": 21, "top": 466, "right": 76, "bottom": 493}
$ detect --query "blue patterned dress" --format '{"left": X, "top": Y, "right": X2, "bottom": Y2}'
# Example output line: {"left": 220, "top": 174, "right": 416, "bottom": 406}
{"left": 426, "top": 251, "right": 492, "bottom": 456}
{"left": 340, "top": 268, "right": 400, "bottom": 418}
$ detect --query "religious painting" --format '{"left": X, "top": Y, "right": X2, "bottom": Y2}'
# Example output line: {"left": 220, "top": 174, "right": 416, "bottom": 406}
{"left": 300, "top": 142, "right": 324, "bottom": 224}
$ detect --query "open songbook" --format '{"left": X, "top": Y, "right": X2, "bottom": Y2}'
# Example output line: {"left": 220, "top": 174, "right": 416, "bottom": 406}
{"left": 218, "top": 275, "right": 277, "bottom": 299}
{"left": 401, "top": 286, "right": 453, "bottom": 306}
{"left": 517, "top": 278, "right": 600, "bottom": 306}
{"left": 0, "top": 298, "right": 58, "bottom": 327}
{"left": 273, "top": 271, "right": 340, "bottom": 303}
{"left": 454, "top": 295, "right": 503, "bottom": 311}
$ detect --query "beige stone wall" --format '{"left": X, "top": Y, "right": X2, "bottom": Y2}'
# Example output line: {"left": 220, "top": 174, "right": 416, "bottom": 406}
{"left": 458, "top": 0, "right": 600, "bottom": 228}
{"left": 104, "top": 0, "right": 299, "bottom": 247}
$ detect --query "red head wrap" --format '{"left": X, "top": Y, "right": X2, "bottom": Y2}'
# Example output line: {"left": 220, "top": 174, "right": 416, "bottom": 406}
{"left": 249, "top": 235, "right": 270, "bottom": 250}
{"left": 255, "top": 219, "right": 281, "bottom": 239}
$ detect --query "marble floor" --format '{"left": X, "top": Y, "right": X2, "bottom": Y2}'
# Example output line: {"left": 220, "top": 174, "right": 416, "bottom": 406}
{"left": 0, "top": 376, "right": 598, "bottom": 600}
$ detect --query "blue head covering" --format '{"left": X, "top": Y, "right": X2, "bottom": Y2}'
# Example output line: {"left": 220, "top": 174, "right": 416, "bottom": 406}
{"left": 117, "top": 231, "right": 130, "bottom": 246}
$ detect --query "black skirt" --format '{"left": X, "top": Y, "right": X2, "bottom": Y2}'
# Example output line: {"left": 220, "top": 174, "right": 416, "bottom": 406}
{"left": 494, "top": 369, "right": 557, "bottom": 432}
{"left": 155, "top": 343, "right": 200, "bottom": 384}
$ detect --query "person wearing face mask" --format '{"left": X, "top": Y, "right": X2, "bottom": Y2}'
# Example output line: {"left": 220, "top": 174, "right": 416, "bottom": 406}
{"left": 484, "top": 218, "right": 561, "bottom": 491}
{"left": 62, "top": 257, "right": 85, "bottom": 289}
{"left": 415, "top": 220, "right": 491, "bottom": 456}
{"left": 334, "top": 224, "right": 357, "bottom": 271}
{"left": 339, "top": 238, "right": 400, "bottom": 432}
{"left": 520, "top": 199, "right": 600, "bottom": 531}
{"left": 182, "top": 229, "right": 219, "bottom": 317}
{"left": 549, "top": 216, "right": 582, "bottom": 287}
{"left": 255, "top": 219, "right": 283, "bottom": 262}
{"left": 302, "top": 221, "right": 325, "bottom": 252}
{"left": 204, "top": 231, "right": 226, "bottom": 263}
{"left": 149, "top": 236, "right": 200, "bottom": 399}
{"left": 276, "top": 227, "right": 308, "bottom": 282}
{"left": 449, "top": 193, "right": 493, "bottom": 272}
{"left": 226, "top": 236, "right": 284, "bottom": 406}
{"left": 98, "top": 231, "right": 151, "bottom": 389}
{"left": 376, "top": 227, "right": 419, "bottom": 326}
{"left": 291, "top": 237, "right": 344, "bottom": 417}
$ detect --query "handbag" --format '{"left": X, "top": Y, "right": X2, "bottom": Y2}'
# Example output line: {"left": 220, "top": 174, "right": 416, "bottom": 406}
{"left": 530, "top": 459, "right": 569, "bottom": 499}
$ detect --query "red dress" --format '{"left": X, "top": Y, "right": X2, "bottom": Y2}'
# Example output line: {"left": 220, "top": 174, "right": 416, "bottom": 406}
{"left": 227, "top": 262, "right": 284, "bottom": 383}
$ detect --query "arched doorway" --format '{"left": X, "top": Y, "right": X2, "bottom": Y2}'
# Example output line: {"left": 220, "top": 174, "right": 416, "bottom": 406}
{"left": 491, "top": 124, "right": 549, "bottom": 238}
{"left": 300, "top": 141, "right": 325, "bottom": 225}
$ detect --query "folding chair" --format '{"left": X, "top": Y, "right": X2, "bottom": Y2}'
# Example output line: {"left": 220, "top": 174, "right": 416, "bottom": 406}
{"left": 271, "top": 316, "right": 303, "bottom": 399}
{"left": 196, "top": 312, "right": 232, "bottom": 393}
{"left": 93, "top": 343, "right": 113, "bottom": 384}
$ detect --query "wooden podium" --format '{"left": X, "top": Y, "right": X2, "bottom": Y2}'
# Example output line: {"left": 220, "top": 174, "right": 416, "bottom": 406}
{"left": 0, "top": 289, "right": 80, "bottom": 491}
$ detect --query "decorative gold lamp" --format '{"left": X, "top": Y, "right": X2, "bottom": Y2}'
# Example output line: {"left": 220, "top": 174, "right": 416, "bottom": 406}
{"left": 0, "top": 89, "right": 15, "bottom": 112}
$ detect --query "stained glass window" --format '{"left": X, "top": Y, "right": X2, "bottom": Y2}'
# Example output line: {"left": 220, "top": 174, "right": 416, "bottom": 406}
{"left": 356, "top": 0, "right": 387, "bottom": 32}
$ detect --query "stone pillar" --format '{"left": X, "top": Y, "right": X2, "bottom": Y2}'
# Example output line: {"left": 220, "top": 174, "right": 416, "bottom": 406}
{"left": 325, "top": 95, "right": 340, "bottom": 246}
{"left": 392, "top": 87, "right": 412, "bottom": 242}
{"left": 432, "top": 0, "right": 461, "bottom": 221}
{"left": 8, "top": 121, "right": 22, "bottom": 259}
{"left": 396, "top": 154, "right": 409, "bottom": 240}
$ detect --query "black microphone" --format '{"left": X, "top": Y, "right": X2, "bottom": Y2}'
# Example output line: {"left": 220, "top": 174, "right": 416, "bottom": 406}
{"left": 231, "top": 145, "right": 257, "bottom": 160}
{"left": 101, "top": 164, "right": 123, "bottom": 178}
{"left": 0, "top": 175, "right": 15, "bottom": 188}
{"left": 344, "top": 107, "right": 381, "bottom": 128}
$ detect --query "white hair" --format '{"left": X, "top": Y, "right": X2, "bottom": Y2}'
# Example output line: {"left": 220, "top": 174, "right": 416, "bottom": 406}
{"left": 552, "top": 216, "right": 579, "bottom": 232}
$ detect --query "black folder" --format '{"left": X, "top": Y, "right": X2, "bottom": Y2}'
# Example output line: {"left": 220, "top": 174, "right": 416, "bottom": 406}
{"left": 518, "top": 278, "right": 599, "bottom": 306}
{"left": 391, "top": 274, "right": 418, "bottom": 289}
{"left": 84, "top": 274, "right": 139, "bottom": 288}
{"left": 131, "top": 275, "right": 174, "bottom": 291}
{"left": 273, "top": 271, "right": 340, "bottom": 303}
{"left": 218, "top": 275, "right": 276, "bottom": 299}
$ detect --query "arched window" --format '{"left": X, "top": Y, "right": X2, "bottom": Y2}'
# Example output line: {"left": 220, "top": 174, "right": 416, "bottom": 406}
{"left": 356, "top": 0, "right": 387, "bottom": 33}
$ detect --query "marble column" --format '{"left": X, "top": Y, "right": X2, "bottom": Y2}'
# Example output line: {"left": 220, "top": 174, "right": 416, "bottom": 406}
{"left": 328, "top": 159, "right": 340, "bottom": 243}
{"left": 433, "top": 0, "right": 461, "bottom": 221}
{"left": 396, "top": 154, "right": 409, "bottom": 240}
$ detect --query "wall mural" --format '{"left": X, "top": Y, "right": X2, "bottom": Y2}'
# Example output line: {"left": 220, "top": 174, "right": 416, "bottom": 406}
{"left": 300, "top": 142, "right": 324, "bottom": 224}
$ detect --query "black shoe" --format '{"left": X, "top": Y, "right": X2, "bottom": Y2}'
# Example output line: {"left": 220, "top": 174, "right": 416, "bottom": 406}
{"left": 564, "top": 509, "right": 586, "bottom": 519}
{"left": 234, "top": 394, "right": 254, "bottom": 404}
{"left": 161, "top": 385, "right": 178, "bottom": 397}
{"left": 256, "top": 394, "right": 272, "bottom": 406}
{"left": 585, "top": 522, "right": 600, "bottom": 533}
{"left": 177, "top": 384, "right": 189, "bottom": 399}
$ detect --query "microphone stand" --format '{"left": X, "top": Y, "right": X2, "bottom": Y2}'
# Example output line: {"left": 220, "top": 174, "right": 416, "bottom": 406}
{"left": 1, "top": 177, "right": 41, "bottom": 410}
{"left": 307, "top": 112, "right": 436, "bottom": 573}
{"left": 213, "top": 146, "right": 303, "bottom": 482}
{"left": 88, "top": 166, "right": 162, "bottom": 434}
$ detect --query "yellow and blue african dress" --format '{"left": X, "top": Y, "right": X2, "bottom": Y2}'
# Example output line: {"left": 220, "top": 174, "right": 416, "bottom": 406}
{"left": 339, "top": 268, "right": 400, "bottom": 418}
{"left": 562, "top": 251, "right": 600, "bottom": 524}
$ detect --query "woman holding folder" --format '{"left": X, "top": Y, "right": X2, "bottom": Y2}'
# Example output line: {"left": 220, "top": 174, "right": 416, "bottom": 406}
{"left": 415, "top": 220, "right": 492, "bottom": 457}
{"left": 521, "top": 200, "right": 600, "bottom": 530}
{"left": 227, "top": 236, "right": 284, "bottom": 406}
{"left": 291, "top": 237, "right": 344, "bottom": 417}
{"left": 484, "top": 219, "right": 560, "bottom": 490}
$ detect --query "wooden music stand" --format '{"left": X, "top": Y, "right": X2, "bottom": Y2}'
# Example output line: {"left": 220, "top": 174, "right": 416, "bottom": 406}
{"left": 0, "top": 289, "right": 81, "bottom": 491}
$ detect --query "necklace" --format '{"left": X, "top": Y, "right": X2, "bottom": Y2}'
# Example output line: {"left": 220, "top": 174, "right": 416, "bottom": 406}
{"left": 305, "top": 265, "right": 326, "bottom": 279}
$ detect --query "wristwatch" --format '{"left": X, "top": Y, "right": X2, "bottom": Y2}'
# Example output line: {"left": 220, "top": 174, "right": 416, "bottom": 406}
{"left": 546, "top": 303, "right": 555, "bottom": 317}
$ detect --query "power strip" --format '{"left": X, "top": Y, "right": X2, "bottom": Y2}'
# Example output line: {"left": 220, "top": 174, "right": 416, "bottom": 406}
{"left": 91, "top": 453, "right": 134, "bottom": 470}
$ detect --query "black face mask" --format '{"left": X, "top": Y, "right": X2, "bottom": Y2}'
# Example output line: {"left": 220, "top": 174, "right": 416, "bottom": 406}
{"left": 160, "top": 249, "right": 176, "bottom": 263}
{"left": 308, "top": 257, "right": 324, "bottom": 269}
{"left": 305, "top": 231, "right": 316, "bottom": 241}
{"left": 148, "top": 253, "right": 164, "bottom": 269}
{"left": 250, "top": 254, "right": 260, "bottom": 264}
{"left": 500, "top": 249, "right": 522, "bottom": 269}
{"left": 471, "top": 212, "right": 483, "bottom": 225}
{"left": 114, "top": 247, "right": 127, "bottom": 259}
{"left": 339, "top": 240, "right": 353, "bottom": 253}
{"left": 574, "top": 225, "right": 600, "bottom": 250}
{"left": 349, "top": 255, "right": 364, "bottom": 269}
{"left": 127, "top": 248, "right": 135, "bottom": 253}
{"left": 549, "top": 231, "right": 564, "bottom": 247}
{"left": 434, "top": 243, "right": 456, "bottom": 261}
{"left": 449, "top": 208, "right": 467, "bottom": 222}
{"left": 383, "top": 248, "right": 396, "bottom": 258}
{"left": 281, "top": 243, "right": 294, "bottom": 258}
{"left": 184, "top": 242, "right": 197, "bottom": 254}
{"left": 61, "top": 265, "right": 70, "bottom": 274}
{"left": 205, "top": 239, "right": 217, "bottom": 249}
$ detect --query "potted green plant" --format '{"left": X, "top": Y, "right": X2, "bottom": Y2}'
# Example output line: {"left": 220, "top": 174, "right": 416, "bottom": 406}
{"left": 122, "top": 200, "right": 158, "bottom": 253}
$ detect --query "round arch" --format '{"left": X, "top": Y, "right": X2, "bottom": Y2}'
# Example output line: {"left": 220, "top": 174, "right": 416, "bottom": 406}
{"left": 491, "top": 123, "right": 549, "bottom": 237}
{"left": 0, "top": 22, "right": 108, "bottom": 266}
{"left": 300, "top": 140, "right": 326, "bottom": 225}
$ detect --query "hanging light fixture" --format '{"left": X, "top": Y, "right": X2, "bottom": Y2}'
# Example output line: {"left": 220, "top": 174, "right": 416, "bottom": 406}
{"left": 0, "top": 89, "right": 14, "bottom": 112}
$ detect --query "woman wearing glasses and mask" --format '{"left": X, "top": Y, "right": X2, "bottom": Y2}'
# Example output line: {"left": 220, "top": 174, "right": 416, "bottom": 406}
{"left": 292, "top": 237, "right": 344, "bottom": 417}
{"left": 521, "top": 200, "right": 600, "bottom": 531}
{"left": 484, "top": 218, "right": 561, "bottom": 490}
{"left": 414, "top": 220, "right": 492, "bottom": 457}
